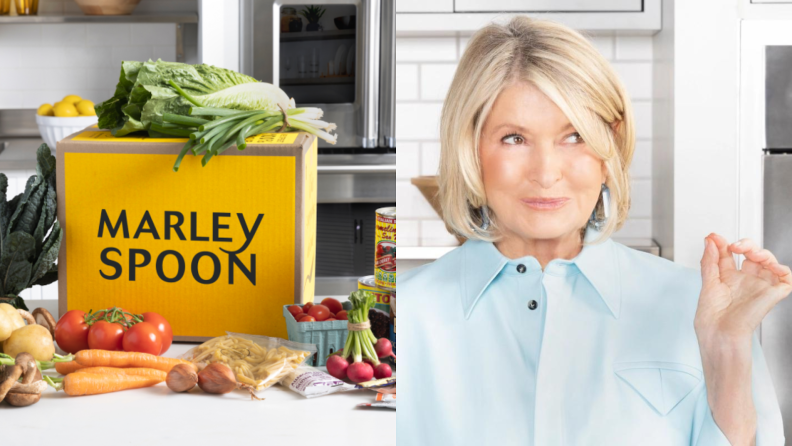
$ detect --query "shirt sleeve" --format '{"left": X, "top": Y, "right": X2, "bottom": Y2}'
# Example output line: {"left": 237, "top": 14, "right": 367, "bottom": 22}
{"left": 693, "top": 331, "right": 785, "bottom": 446}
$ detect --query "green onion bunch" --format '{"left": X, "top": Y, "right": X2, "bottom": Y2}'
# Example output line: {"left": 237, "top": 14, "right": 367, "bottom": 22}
{"left": 161, "top": 80, "right": 337, "bottom": 172}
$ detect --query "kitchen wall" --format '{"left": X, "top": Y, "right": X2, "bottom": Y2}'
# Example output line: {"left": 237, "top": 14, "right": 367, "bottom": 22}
{"left": 0, "top": 0, "right": 197, "bottom": 110}
{"left": 396, "top": 32, "right": 654, "bottom": 247}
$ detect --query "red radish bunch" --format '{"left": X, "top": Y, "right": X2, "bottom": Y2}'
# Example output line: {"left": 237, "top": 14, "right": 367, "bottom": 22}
{"left": 325, "top": 291, "right": 392, "bottom": 383}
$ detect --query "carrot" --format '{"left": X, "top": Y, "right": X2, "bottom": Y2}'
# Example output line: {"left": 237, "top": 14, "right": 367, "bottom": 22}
{"left": 73, "top": 367, "right": 167, "bottom": 381}
{"left": 55, "top": 361, "right": 91, "bottom": 375}
{"left": 63, "top": 373, "right": 163, "bottom": 396}
{"left": 75, "top": 350, "right": 190, "bottom": 372}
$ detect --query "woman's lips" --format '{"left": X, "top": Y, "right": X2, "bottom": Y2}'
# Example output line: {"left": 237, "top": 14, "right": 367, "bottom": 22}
{"left": 520, "top": 197, "right": 570, "bottom": 210}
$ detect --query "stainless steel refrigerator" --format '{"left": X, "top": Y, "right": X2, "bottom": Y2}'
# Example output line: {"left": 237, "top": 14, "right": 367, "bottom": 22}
{"left": 761, "top": 44, "right": 792, "bottom": 442}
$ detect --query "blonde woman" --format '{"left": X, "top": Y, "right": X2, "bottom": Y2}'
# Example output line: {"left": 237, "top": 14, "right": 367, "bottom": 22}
{"left": 397, "top": 17, "right": 787, "bottom": 446}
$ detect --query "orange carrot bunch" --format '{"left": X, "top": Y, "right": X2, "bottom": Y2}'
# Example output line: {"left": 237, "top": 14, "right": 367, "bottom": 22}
{"left": 55, "top": 350, "right": 191, "bottom": 396}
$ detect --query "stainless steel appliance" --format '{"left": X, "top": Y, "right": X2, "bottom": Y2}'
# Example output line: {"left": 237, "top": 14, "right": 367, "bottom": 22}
{"left": 762, "top": 45, "right": 792, "bottom": 441}
{"left": 241, "top": 0, "right": 394, "bottom": 149}
{"left": 240, "top": 0, "right": 396, "bottom": 294}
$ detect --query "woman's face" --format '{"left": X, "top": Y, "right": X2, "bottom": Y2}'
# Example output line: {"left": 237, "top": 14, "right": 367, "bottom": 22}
{"left": 479, "top": 81, "right": 607, "bottom": 242}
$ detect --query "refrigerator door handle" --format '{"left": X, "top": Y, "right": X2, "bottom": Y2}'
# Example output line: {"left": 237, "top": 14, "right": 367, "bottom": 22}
{"left": 379, "top": 0, "right": 395, "bottom": 148}
{"left": 361, "top": 0, "right": 380, "bottom": 148}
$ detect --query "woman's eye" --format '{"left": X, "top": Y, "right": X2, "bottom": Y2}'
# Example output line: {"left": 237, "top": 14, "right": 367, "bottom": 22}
{"left": 564, "top": 132, "right": 584, "bottom": 144}
{"left": 502, "top": 134, "right": 524, "bottom": 145}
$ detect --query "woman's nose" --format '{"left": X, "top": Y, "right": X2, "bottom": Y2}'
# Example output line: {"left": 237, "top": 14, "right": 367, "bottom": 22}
{"left": 527, "top": 142, "right": 562, "bottom": 188}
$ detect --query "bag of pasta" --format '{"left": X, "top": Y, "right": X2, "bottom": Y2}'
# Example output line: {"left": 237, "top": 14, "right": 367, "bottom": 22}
{"left": 181, "top": 332, "right": 316, "bottom": 391}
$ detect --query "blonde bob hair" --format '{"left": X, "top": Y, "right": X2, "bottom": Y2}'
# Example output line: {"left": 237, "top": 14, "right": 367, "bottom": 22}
{"left": 438, "top": 16, "right": 635, "bottom": 244}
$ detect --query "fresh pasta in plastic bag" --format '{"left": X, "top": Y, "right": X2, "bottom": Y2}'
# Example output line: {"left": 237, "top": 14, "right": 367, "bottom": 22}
{"left": 180, "top": 332, "right": 316, "bottom": 391}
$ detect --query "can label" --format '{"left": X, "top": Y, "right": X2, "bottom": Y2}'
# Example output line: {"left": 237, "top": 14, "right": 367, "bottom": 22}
{"left": 375, "top": 208, "right": 396, "bottom": 290}
{"left": 358, "top": 276, "right": 391, "bottom": 307}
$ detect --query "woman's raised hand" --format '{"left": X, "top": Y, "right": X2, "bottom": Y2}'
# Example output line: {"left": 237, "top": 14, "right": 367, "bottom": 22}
{"left": 695, "top": 233, "right": 792, "bottom": 339}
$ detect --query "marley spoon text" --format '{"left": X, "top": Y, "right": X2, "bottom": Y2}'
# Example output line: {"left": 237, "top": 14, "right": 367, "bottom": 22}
{"left": 96, "top": 210, "right": 263, "bottom": 285}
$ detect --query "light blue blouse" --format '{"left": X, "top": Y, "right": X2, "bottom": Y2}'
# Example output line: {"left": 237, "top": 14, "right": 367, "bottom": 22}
{"left": 397, "top": 230, "right": 784, "bottom": 445}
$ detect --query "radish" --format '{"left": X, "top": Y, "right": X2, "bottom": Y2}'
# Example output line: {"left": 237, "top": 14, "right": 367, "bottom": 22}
{"left": 326, "top": 354, "right": 349, "bottom": 380}
{"left": 347, "top": 361, "right": 374, "bottom": 383}
{"left": 373, "top": 363, "right": 392, "bottom": 379}
{"left": 375, "top": 338, "right": 395, "bottom": 359}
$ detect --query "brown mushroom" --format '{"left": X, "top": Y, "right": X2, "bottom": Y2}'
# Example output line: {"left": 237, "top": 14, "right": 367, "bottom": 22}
{"left": 16, "top": 309, "right": 35, "bottom": 326}
{"left": 32, "top": 308, "right": 56, "bottom": 339}
{"left": 15, "top": 353, "right": 37, "bottom": 384}
{"left": 0, "top": 365, "right": 22, "bottom": 402}
{"left": 0, "top": 352, "right": 45, "bottom": 407}
{"left": 5, "top": 392, "right": 41, "bottom": 407}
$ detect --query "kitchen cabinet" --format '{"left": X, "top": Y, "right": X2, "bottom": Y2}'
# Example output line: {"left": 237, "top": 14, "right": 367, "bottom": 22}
{"left": 396, "top": 0, "right": 660, "bottom": 33}
{"left": 454, "top": 0, "right": 642, "bottom": 12}
{"left": 396, "top": 0, "right": 453, "bottom": 13}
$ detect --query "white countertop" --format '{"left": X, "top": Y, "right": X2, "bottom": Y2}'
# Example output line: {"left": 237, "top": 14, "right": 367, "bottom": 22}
{"left": 1, "top": 343, "right": 395, "bottom": 446}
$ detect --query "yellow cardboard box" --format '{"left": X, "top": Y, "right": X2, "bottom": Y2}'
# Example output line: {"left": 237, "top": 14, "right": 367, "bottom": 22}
{"left": 56, "top": 129, "right": 317, "bottom": 341}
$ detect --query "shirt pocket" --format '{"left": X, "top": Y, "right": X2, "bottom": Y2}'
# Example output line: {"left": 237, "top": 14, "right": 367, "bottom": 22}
{"left": 613, "top": 360, "right": 703, "bottom": 416}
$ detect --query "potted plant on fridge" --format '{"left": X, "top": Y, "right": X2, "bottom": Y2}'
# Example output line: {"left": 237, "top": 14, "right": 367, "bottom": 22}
{"left": 301, "top": 5, "right": 326, "bottom": 32}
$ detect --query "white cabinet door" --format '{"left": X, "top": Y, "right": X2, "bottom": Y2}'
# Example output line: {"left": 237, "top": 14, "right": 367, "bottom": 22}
{"left": 454, "top": 0, "right": 642, "bottom": 12}
{"left": 396, "top": 0, "right": 453, "bottom": 13}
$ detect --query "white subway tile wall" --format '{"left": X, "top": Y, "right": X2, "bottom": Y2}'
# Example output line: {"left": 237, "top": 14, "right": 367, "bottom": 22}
{"left": 396, "top": 33, "right": 654, "bottom": 247}
{"left": 0, "top": 0, "right": 195, "bottom": 109}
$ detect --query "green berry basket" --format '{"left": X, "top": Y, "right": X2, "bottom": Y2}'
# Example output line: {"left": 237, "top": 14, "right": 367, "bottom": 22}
{"left": 282, "top": 304, "right": 347, "bottom": 367}
{"left": 282, "top": 302, "right": 391, "bottom": 367}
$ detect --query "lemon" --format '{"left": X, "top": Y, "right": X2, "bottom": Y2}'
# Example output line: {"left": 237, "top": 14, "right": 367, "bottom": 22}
{"left": 37, "top": 104, "right": 54, "bottom": 116}
{"left": 53, "top": 102, "right": 79, "bottom": 118}
{"left": 76, "top": 100, "right": 96, "bottom": 116}
{"left": 62, "top": 95, "right": 82, "bottom": 105}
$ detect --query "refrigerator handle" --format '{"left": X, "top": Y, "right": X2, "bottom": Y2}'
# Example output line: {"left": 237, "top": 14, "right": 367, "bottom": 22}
{"left": 361, "top": 0, "right": 380, "bottom": 148}
{"left": 379, "top": 0, "right": 395, "bottom": 148}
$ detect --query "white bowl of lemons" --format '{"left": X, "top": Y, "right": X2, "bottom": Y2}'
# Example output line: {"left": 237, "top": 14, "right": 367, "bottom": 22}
{"left": 36, "top": 95, "right": 99, "bottom": 154}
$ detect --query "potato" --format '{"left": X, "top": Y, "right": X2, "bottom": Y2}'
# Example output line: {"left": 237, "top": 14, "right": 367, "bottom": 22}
{"left": 3, "top": 324, "right": 55, "bottom": 362}
{"left": 0, "top": 303, "right": 25, "bottom": 342}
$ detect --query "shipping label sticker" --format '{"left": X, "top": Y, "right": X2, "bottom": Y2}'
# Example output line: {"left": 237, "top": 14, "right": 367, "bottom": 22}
{"left": 72, "top": 131, "right": 188, "bottom": 143}
{"left": 245, "top": 133, "right": 299, "bottom": 144}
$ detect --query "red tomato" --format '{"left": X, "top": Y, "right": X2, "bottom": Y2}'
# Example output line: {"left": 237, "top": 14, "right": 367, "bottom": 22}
{"left": 287, "top": 305, "right": 304, "bottom": 319}
{"left": 302, "top": 302, "right": 314, "bottom": 313}
{"left": 325, "top": 318, "right": 338, "bottom": 321}
{"left": 142, "top": 312, "right": 173, "bottom": 354}
{"left": 122, "top": 322, "right": 163, "bottom": 355}
{"left": 320, "top": 298, "right": 343, "bottom": 315}
{"left": 307, "top": 304, "right": 330, "bottom": 321}
{"left": 335, "top": 310, "right": 348, "bottom": 321}
{"left": 298, "top": 315, "right": 316, "bottom": 323}
{"left": 54, "top": 310, "right": 90, "bottom": 354}
{"left": 87, "top": 321, "right": 125, "bottom": 351}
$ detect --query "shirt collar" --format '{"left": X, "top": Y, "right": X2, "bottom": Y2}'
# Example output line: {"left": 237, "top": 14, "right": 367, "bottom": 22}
{"left": 460, "top": 228, "right": 622, "bottom": 320}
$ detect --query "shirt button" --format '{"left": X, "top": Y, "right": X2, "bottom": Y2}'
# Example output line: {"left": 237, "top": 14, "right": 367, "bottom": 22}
{"left": 516, "top": 264, "right": 527, "bottom": 273}
{"left": 528, "top": 300, "right": 538, "bottom": 310}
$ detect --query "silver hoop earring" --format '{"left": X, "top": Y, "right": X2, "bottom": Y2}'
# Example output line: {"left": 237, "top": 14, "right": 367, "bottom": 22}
{"left": 588, "top": 183, "right": 610, "bottom": 231}
{"left": 475, "top": 205, "right": 491, "bottom": 232}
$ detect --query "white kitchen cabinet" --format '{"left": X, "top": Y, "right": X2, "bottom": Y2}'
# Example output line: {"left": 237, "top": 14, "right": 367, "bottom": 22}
{"left": 454, "top": 0, "right": 642, "bottom": 12}
{"left": 396, "top": 0, "right": 660, "bottom": 33}
{"left": 396, "top": 0, "right": 453, "bottom": 13}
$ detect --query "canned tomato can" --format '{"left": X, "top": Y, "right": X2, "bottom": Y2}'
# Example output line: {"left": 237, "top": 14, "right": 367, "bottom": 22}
{"left": 375, "top": 207, "right": 396, "bottom": 290}
{"left": 358, "top": 275, "right": 392, "bottom": 310}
